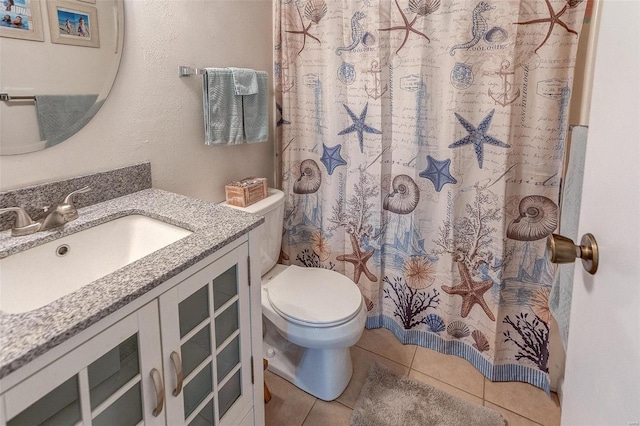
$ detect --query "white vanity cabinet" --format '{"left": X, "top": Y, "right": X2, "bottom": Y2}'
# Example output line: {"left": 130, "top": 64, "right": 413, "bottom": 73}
{"left": 0, "top": 239, "right": 263, "bottom": 426}
{"left": 159, "top": 244, "right": 253, "bottom": 426}
{"left": 1, "top": 302, "right": 164, "bottom": 426}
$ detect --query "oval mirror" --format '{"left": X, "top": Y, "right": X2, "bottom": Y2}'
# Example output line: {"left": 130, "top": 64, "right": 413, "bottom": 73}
{"left": 0, "top": 0, "right": 124, "bottom": 155}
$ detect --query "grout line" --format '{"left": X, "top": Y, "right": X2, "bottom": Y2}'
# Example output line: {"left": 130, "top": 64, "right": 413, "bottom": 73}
{"left": 357, "top": 328, "right": 417, "bottom": 370}
{"left": 335, "top": 400, "right": 354, "bottom": 412}
{"left": 409, "top": 345, "right": 418, "bottom": 370}
{"left": 484, "top": 396, "right": 559, "bottom": 425}
{"left": 486, "top": 402, "right": 546, "bottom": 426}
{"left": 355, "top": 345, "right": 410, "bottom": 371}
{"left": 481, "top": 382, "right": 561, "bottom": 425}
{"left": 299, "top": 398, "right": 318, "bottom": 426}
{"left": 409, "top": 366, "right": 486, "bottom": 401}
{"left": 482, "top": 376, "right": 486, "bottom": 401}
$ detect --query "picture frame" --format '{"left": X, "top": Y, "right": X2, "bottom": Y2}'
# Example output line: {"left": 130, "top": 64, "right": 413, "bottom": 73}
{"left": 0, "top": 0, "right": 44, "bottom": 42}
{"left": 47, "top": 0, "right": 99, "bottom": 48}
{"left": 76, "top": 0, "right": 95, "bottom": 4}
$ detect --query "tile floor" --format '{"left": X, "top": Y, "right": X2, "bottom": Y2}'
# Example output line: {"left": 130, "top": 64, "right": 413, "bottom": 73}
{"left": 264, "top": 327, "right": 561, "bottom": 426}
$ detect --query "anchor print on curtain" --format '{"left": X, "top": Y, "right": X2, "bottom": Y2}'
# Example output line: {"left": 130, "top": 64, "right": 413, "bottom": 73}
{"left": 275, "top": 0, "right": 587, "bottom": 392}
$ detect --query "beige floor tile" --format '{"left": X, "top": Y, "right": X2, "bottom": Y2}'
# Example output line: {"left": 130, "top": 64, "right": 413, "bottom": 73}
{"left": 485, "top": 402, "right": 541, "bottom": 426}
{"left": 355, "top": 327, "right": 417, "bottom": 367}
{"left": 411, "top": 346, "right": 485, "bottom": 397}
{"left": 336, "top": 345, "right": 410, "bottom": 409}
{"left": 484, "top": 380, "right": 560, "bottom": 426}
{"left": 302, "top": 400, "right": 353, "bottom": 426}
{"left": 408, "top": 369, "right": 483, "bottom": 406}
{"left": 264, "top": 370, "right": 316, "bottom": 426}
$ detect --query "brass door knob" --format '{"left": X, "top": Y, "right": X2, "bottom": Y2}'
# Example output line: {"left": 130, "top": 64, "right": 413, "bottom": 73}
{"left": 547, "top": 233, "right": 599, "bottom": 275}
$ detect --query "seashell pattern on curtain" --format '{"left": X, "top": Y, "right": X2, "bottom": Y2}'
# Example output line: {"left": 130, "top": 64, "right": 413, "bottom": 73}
{"left": 274, "top": 0, "right": 587, "bottom": 392}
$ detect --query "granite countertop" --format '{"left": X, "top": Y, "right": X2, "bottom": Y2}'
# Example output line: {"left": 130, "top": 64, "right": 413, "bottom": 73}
{"left": 0, "top": 188, "right": 263, "bottom": 379}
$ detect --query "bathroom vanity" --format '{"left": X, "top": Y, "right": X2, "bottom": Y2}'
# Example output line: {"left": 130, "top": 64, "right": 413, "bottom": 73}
{"left": 0, "top": 166, "right": 265, "bottom": 425}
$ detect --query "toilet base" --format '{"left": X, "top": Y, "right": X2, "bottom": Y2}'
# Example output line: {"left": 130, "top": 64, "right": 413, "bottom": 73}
{"left": 263, "top": 318, "right": 353, "bottom": 401}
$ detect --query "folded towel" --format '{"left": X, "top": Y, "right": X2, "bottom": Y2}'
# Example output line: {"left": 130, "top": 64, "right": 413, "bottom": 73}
{"left": 35, "top": 95, "right": 98, "bottom": 146}
{"left": 229, "top": 67, "right": 258, "bottom": 95}
{"left": 203, "top": 68, "right": 244, "bottom": 145}
{"left": 243, "top": 71, "right": 268, "bottom": 143}
{"left": 202, "top": 68, "right": 268, "bottom": 145}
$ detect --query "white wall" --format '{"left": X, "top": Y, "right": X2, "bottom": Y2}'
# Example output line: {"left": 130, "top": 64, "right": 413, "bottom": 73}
{"left": 0, "top": 0, "right": 275, "bottom": 203}
{"left": 561, "top": 0, "right": 640, "bottom": 423}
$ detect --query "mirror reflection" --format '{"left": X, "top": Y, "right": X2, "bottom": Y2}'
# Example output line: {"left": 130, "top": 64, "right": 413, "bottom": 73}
{"left": 0, "top": 0, "right": 123, "bottom": 155}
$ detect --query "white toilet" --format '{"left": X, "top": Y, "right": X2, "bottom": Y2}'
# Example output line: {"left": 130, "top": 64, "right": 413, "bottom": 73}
{"left": 225, "top": 188, "right": 366, "bottom": 401}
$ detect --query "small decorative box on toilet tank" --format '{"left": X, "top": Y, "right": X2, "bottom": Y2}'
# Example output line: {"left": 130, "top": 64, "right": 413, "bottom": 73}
{"left": 225, "top": 177, "right": 268, "bottom": 207}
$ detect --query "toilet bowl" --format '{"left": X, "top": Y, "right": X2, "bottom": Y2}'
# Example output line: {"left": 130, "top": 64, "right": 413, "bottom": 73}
{"left": 223, "top": 188, "right": 367, "bottom": 401}
{"left": 261, "top": 264, "right": 366, "bottom": 400}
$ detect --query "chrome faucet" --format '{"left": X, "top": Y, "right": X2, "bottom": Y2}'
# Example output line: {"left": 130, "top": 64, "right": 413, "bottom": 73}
{"left": 0, "top": 186, "right": 91, "bottom": 236}
{"left": 0, "top": 206, "right": 41, "bottom": 236}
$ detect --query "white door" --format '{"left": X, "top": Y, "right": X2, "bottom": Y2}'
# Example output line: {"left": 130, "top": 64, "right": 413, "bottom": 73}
{"left": 561, "top": 1, "right": 640, "bottom": 424}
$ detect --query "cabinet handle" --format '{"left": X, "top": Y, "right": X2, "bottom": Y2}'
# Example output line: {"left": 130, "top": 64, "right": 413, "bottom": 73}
{"left": 150, "top": 368, "right": 165, "bottom": 417}
{"left": 170, "top": 351, "right": 184, "bottom": 396}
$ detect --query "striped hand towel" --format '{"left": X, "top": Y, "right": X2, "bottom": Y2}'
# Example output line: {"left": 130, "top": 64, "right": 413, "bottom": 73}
{"left": 203, "top": 68, "right": 244, "bottom": 145}
{"left": 243, "top": 71, "right": 268, "bottom": 143}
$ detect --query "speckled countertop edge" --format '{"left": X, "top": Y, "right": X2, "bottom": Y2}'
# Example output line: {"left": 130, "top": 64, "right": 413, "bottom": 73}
{"left": 0, "top": 189, "right": 263, "bottom": 379}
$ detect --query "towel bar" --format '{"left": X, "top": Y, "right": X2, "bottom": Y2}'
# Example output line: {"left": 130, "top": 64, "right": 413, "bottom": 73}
{"left": 179, "top": 66, "right": 206, "bottom": 77}
{"left": 0, "top": 93, "right": 36, "bottom": 102}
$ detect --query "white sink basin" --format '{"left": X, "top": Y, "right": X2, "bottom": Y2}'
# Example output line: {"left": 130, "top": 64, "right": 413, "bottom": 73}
{"left": 0, "top": 215, "right": 192, "bottom": 314}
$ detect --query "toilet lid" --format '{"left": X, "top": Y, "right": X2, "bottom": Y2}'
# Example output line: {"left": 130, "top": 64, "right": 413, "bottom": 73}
{"left": 267, "top": 265, "right": 363, "bottom": 327}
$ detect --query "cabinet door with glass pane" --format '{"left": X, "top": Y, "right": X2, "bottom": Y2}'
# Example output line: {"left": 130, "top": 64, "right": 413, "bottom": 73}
{"left": 1, "top": 302, "right": 164, "bottom": 426}
{"left": 160, "top": 244, "right": 252, "bottom": 426}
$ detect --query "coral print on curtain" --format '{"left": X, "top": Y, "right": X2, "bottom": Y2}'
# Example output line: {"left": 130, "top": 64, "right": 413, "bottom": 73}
{"left": 275, "top": 0, "right": 586, "bottom": 392}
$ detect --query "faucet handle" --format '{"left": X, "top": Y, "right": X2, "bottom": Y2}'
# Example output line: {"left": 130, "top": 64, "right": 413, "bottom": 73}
{"left": 0, "top": 207, "right": 35, "bottom": 227}
{"left": 0, "top": 207, "right": 41, "bottom": 236}
{"left": 63, "top": 186, "right": 91, "bottom": 205}
{"left": 46, "top": 186, "right": 92, "bottom": 224}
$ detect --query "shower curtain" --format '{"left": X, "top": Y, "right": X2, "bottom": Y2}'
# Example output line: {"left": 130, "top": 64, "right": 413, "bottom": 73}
{"left": 275, "top": 0, "right": 586, "bottom": 392}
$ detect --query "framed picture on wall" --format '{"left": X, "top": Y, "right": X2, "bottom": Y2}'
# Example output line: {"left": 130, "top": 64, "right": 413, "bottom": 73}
{"left": 0, "top": 0, "right": 44, "bottom": 42}
{"left": 76, "top": 0, "right": 96, "bottom": 4}
{"left": 47, "top": 0, "right": 99, "bottom": 47}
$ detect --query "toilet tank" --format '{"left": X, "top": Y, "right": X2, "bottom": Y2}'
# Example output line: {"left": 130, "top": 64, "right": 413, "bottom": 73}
{"left": 224, "top": 188, "right": 284, "bottom": 276}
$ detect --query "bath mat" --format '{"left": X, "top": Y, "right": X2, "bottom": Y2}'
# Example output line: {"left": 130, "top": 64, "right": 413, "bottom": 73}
{"left": 351, "top": 363, "right": 505, "bottom": 426}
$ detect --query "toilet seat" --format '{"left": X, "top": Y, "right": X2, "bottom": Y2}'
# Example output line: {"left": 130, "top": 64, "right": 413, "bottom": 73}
{"left": 267, "top": 265, "right": 363, "bottom": 328}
